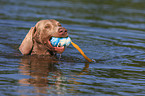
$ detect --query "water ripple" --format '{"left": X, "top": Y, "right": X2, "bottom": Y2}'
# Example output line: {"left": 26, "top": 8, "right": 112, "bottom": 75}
{"left": 1, "top": 0, "right": 145, "bottom": 95}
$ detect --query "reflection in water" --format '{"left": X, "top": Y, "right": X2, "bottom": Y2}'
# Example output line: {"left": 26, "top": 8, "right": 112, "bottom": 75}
{"left": 18, "top": 55, "right": 90, "bottom": 95}
{"left": 19, "top": 55, "right": 62, "bottom": 95}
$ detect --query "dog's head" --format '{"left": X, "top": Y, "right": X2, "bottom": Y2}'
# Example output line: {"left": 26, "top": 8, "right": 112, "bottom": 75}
{"left": 19, "top": 19, "right": 68, "bottom": 55}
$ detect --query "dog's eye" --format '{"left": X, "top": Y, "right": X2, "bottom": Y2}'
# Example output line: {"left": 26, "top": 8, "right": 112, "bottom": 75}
{"left": 45, "top": 24, "right": 51, "bottom": 29}
{"left": 58, "top": 23, "right": 61, "bottom": 26}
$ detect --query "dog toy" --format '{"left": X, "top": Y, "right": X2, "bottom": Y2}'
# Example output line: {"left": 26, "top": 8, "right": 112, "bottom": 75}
{"left": 50, "top": 37, "right": 71, "bottom": 47}
{"left": 50, "top": 37, "right": 93, "bottom": 62}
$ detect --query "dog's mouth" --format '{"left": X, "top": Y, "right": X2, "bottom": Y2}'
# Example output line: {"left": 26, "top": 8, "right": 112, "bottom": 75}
{"left": 46, "top": 27, "right": 68, "bottom": 54}
{"left": 47, "top": 37, "right": 65, "bottom": 54}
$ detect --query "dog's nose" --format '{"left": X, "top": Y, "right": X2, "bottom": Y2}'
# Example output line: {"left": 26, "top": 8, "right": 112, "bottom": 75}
{"left": 58, "top": 27, "right": 67, "bottom": 35}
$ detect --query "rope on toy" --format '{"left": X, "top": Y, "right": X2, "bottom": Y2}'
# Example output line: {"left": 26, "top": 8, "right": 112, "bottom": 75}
{"left": 71, "top": 41, "right": 93, "bottom": 62}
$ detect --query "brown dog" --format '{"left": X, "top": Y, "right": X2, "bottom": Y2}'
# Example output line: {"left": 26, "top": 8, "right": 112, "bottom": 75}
{"left": 19, "top": 19, "right": 68, "bottom": 56}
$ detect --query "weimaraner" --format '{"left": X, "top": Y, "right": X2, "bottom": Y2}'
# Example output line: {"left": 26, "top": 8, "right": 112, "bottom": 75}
{"left": 19, "top": 19, "right": 68, "bottom": 56}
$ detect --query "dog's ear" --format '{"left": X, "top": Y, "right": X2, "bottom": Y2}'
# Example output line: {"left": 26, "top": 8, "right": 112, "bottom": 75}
{"left": 19, "top": 27, "right": 36, "bottom": 55}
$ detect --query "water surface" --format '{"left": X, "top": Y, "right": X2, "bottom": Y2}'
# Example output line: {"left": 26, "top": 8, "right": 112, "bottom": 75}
{"left": 1, "top": 0, "right": 145, "bottom": 95}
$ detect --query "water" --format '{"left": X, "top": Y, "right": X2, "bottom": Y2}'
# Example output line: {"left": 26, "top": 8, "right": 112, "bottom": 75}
{"left": 1, "top": 0, "right": 145, "bottom": 95}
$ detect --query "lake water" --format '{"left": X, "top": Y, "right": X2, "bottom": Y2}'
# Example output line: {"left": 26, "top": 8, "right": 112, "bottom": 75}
{"left": 1, "top": 0, "right": 145, "bottom": 95}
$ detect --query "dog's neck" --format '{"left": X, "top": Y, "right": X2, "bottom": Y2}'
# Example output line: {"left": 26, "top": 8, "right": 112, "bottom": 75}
{"left": 31, "top": 41, "right": 55, "bottom": 56}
